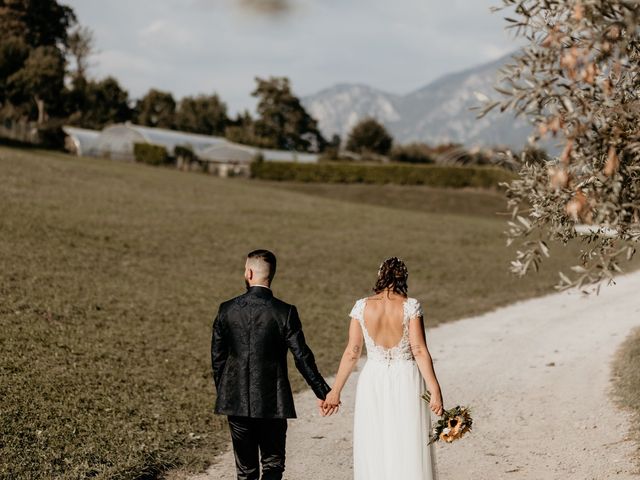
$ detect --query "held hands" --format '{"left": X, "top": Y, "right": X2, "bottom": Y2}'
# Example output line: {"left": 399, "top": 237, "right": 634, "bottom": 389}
{"left": 317, "top": 389, "right": 341, "bottom": 417}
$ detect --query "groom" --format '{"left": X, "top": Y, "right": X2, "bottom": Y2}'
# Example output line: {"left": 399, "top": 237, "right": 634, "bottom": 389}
{"left": 211, "top": 249, "right": 333, "bottom": 480}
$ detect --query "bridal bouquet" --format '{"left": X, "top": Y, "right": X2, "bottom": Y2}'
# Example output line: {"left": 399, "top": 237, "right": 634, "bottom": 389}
{"left": 421, "top": 391, "right": 473, "bottom": 445}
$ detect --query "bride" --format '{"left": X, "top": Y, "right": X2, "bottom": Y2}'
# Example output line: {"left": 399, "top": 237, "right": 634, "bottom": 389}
{"left": 323, "top": 257, "right": 443, "bottom": 480}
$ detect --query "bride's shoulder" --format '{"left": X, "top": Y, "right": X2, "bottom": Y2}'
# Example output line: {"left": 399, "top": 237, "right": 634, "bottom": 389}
{"left": 349, "top": 297, "right": 367, "bottom": 319}
{"left": 405, "top": 297, "right": 424, "bottom": 317}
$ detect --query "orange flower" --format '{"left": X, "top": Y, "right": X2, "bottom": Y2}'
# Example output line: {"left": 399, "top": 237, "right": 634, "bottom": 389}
{"left": 438, "top": 414, "right": 471, "bottom": 442}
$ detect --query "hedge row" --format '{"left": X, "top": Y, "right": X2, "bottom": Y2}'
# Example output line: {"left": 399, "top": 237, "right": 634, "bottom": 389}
{"left": 250, "top": 161, "right": 515, "bottom": 188}
{"left": 133, "top": 143, "right": 170, "bottom": 165}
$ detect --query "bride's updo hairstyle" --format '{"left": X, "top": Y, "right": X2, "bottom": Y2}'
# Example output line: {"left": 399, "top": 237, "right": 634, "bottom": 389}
{"left": 373, "top": 257, "right": 409, "bottom": 296}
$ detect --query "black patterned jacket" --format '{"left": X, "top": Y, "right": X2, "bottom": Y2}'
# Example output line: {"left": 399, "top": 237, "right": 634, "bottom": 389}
{"left": 211, "top": 285, "right": 331, "bottom": 418}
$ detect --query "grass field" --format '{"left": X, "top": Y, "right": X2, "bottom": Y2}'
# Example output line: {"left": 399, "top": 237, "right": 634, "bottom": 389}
{"left": 0, "top": 146, "right": 598, "bottom": 478}
{"left": 612, "top": 327, "right": 640, "bottom": 469}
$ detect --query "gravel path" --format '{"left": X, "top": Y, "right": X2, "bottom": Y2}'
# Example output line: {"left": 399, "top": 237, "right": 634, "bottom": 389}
{"left": 193, "top": 272, "right": 640, "bottom": 480}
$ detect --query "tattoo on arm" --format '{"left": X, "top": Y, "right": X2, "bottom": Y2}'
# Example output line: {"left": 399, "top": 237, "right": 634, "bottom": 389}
{"left": 348, "top": 344, "right": 361, "bottom": 360}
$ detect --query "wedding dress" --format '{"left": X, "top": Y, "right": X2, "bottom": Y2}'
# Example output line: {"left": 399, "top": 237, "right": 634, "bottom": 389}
{"left": 350, "top": 297, "right": 438, "bottom": 480}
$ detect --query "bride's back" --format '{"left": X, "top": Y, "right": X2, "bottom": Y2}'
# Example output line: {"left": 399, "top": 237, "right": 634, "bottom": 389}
{"left": 363, "top": 293, "right": 406, "bottom": 349}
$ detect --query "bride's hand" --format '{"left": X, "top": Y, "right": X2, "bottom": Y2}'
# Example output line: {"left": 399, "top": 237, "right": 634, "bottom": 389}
{"left": 430, "top": 392, "right": 444, "bottom": 416}
{"left": 323, "top": 389, "right": 341, "bottom": 414}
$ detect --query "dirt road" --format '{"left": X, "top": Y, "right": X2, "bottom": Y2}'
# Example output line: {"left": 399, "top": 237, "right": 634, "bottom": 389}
{"left": 193, "top": 272, "right": 640, "bottom": 479}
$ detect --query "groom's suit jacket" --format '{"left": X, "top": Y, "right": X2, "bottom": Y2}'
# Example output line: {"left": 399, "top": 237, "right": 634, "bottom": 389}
{"left": 211, "top": 285, "right": 331, "bottom": 418}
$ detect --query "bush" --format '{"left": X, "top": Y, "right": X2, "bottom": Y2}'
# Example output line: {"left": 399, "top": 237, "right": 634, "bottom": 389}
{"left": 174, "top": 145, "right": 196, "bottom": 162}
{"left": 390, "top": 143, "right": 435, "bottom": 164}
{"left": 133, "top": 143, "right": 170, "bottom": 165}
{"left": 250, "top": 161, "right": 515, "bottom": 188}
{"left": 36, "top": 121, "right": 66, "bottom": 150}
{"left": 346, "top": 117, "right": 393, "bottom": 155}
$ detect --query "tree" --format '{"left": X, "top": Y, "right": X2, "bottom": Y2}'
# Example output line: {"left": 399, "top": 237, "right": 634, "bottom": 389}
{"left": 346, "top": 117, "right": 393, "bottom": 155}
{"left": 175, "top": 93, "right": 228, "bottom": 135}
{"left": 224, "top": 109, "right": 275, "bottom": 148}
{"left": 0, "top": 0, "right": 76, "bottom": 48}
{"left": 0, "top": 36, "right": 29, "bottom": 109}
{"left": 67, "top": 26, "right": 95, "bottom": 82}
{"left": 67, "top": 76, "right": 132, "bottom": 129}
{"left": 8, "top": 46, "right": 65, "bottom": 124}
{"left": 252, "top": 76, "right": 326, "bottom": 152}
{"left": 0, "top": 0, "right": 76, "bottom": 123}
{"left": 480, "top": 0, "right": 640, "bottom": 291}
{"left": 134, "top": 89, "right": 176, "bottom": 129}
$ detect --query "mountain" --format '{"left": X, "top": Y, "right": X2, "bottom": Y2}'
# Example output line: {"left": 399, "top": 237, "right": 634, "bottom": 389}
{"left": 302, "top": 52, "right": 533, "bottom": 149}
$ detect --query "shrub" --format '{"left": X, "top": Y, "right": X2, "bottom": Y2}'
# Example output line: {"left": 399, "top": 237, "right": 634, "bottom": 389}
{"left": 346, "top": 118, "right": 393, "bottom": 155}
{"left": 36, "top": 121, "right": 66, "bottom": 150}
{"left": 174, "top": 145, "right": 196, "bottom": 162}
{"left": 250, "top": 161, "right": 515, "bottom": 189}
{"left": 133, "top": 143, "right": 170, "bottom": 165}
{"left": 390, "top": 143, "right": 435, "bottom": 164}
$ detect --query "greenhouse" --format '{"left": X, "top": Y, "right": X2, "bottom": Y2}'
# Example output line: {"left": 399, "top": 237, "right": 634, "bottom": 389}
{"left": 62, "top": 126, "right": 100, "bottom": 156}
{"left": 199, "top": 143, "right": 256, "bottom": 164}
{"left": 199, "top": 143, "right": 318, "bottom": 164}
{"left": 91, "top": 123, "right": 228, "bottom": 161}
{"left": 259, "top": 147, "right": 318, "bottom": 163}
{"left": 62, "top": 122, "right": 320, "bottom": 166}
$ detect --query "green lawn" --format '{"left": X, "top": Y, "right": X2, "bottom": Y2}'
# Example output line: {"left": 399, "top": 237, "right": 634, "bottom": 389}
{"left": 0, "top": 147, "right": 594, "bottom": 478}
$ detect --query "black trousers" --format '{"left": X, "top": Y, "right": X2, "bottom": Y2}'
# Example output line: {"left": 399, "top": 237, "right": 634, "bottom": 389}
{"left": 227, "top": 416, "right": 288, "bottom": 480}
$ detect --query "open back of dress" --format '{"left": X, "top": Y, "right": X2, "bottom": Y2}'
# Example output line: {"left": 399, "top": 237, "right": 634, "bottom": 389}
{"left": 361, "top": 297, "right": 406, "bottom": 349}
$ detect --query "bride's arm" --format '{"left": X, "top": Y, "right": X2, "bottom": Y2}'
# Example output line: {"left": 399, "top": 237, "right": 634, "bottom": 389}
{"left": 323, "top": 318, "right": 364, "bottom": 412}
{"left": 409, "top": 315, "right": 444, "bottom": 416}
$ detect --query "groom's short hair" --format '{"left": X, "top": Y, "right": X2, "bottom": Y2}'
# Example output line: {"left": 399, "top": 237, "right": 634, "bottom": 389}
{"left": 247, "top": 249, "right": 277, "bottom": 282}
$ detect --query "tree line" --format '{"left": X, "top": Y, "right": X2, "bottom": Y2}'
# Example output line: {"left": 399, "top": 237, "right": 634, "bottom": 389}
{"left": 0, "top": 0, "right": 529, "bottom": 163}
{"left": 0, "top": 0, "right": 396, "bottom": 156}
{"left": 0, "top": 0, "right": 329, "bottom": 152}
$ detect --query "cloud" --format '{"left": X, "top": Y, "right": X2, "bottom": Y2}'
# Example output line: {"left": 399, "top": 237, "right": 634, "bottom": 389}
{"left": 65, "top": 0, "right": 521, "bottom": 114}
{"left": 138, "top": 19, "right": 198, "bottom": 51}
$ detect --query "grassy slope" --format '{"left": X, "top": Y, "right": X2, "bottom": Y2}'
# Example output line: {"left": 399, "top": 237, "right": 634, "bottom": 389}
{"left": 0, "top": 147, "right": 591, "bottom": 478}
{"left": 267, "top": 181, "right": 509, "bottom": 217}
{"left": 612, "top": 327, "right": 640, "bottom": 468}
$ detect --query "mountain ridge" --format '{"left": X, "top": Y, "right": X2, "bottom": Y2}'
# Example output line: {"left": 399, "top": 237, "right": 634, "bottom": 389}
{"left": 302, "top": 51, "right": 532, "bottom": 149}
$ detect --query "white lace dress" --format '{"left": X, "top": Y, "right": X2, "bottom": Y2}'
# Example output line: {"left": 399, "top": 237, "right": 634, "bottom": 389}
{"left": 350, "top": 297, "right": 438, "bottom": 480}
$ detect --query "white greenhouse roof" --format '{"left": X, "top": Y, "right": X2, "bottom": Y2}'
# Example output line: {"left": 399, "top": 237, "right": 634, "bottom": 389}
{"left": 259, "top": 148, "right": 318, "bottom": 163}
{"left": 68, "top": 122, "right": 319, "bottom": 163}
{"left": 62, "top": 126, "right": 100, "bottom": 156}
{"left": 198, "top": 142, "right": 318, "bottom": 164}
{"left": 102, "top": 123, "right": 228, "bottom": 153}
{"left": 199, "top": 143, "right": 257, "bottom": 163}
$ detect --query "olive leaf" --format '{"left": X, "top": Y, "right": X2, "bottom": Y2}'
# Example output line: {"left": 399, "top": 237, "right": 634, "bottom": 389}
{"left": 483, "top": 0, "right": 640, "bottom": 292}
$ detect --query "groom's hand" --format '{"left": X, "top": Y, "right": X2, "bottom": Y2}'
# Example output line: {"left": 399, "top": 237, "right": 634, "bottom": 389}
{"left": 317, "top": 399, "right": 336, "bottom": 417}
{"left": 321, "top": 389, "right": 341, "bottom": 416}
{"left": 317, "top": 398, "right": 340, "bottom": 417}
{"left": 317, "top": 399, "right": 329, "bottom": 416}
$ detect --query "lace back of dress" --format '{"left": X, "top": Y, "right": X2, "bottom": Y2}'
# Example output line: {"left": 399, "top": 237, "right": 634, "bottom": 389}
{"left": 350, "top": 297, "right": 422, "bottom": 364}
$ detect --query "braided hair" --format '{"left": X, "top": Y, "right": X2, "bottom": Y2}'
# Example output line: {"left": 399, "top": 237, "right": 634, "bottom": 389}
{"left": 373, "top": 257, "right": 409, "bottom": 296}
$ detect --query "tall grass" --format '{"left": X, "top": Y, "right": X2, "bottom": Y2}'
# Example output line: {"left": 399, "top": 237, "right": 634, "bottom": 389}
{"left": 0, "top": 147, "right": 594, "bottom": 478}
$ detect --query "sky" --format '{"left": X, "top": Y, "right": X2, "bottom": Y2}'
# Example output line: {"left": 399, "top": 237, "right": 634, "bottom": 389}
{"left": 64, "top": 0, "right": 520, "bottom": 116}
